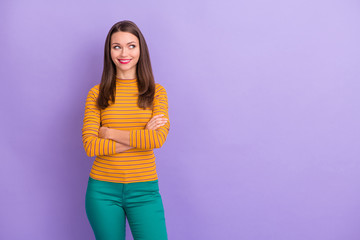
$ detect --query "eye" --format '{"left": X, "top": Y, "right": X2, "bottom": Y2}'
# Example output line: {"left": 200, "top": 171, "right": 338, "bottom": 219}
{"left": 113, "top": 45, "right": 136, "bottom": 49}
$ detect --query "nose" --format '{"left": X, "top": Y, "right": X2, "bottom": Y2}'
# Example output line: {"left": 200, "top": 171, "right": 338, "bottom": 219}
{"left": 120, "top": 48, "right": 128, "bottom": 57}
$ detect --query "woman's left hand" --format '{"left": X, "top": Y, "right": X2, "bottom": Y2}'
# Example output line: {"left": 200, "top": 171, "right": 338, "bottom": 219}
{"left": 99, "top": 126, "right": 111, "bottom": 139}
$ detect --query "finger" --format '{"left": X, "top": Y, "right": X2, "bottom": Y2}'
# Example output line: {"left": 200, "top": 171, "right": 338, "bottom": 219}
{"left": 147, "top": 125, "right": 157, "bottom": 130}
{"left": 156, "top": 122, "right": 166, "bottom": 128}
{"left": 148, "top": 121, "right": 165, "bottom": 130}
{"left": 156, "top": 120, "right": 167, "bottom": 126}
{"left": 147, "top": 121, "right": 157, "bottom": 129}
{"left": 147, "top": 124, "right": 158, "bottom": 130}
{"left": 152, "top": 114, "right": 163, "bottom": 118}
{"left": 156, "top": 117, "right": 167, "bottom": 123}
{"left": 147, "top": 116, "right": 159, "bottom": 125}
{"left": 149, "top": 115, "right": 166, "bottom": 125}
{"left": 150, "top": 118, "right": 162, "bottom": 126}
{"left": 146, "top": 116, "right": 166, "bottom": 129}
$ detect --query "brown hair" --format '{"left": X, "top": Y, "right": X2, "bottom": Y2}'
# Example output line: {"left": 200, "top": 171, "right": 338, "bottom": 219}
{"left": 97, "top": 20, "right": 155, "bottom": 110}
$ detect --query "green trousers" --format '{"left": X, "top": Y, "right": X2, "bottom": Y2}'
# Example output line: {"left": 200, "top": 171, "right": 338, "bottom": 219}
{"left": 85, "top": 176, "right": 168, "bottom": 240}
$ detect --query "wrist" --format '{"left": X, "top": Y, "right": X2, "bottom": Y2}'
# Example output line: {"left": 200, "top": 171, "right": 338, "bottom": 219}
{"left": 108, "top": 128, "right": 115, "bottom": 140}
{"left": 107, "top": 128, "right": 130, "bottom": 145}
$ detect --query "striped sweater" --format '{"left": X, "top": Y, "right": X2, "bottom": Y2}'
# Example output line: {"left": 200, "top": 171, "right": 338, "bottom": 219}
{"left": 81, "top": 78, "right": 170, "bottom": 183}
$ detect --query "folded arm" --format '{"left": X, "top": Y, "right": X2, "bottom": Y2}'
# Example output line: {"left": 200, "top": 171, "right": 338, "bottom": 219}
{"left": 81, "top": 87, "right": 132, "bottom": 157}
{"left": 106, "top": 84, "right": 170, "bottom": 150}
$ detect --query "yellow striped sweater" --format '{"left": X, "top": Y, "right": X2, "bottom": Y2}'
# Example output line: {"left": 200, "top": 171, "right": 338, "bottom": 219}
{"left": 81, "top": 78, "right": 170, "bottom": 183}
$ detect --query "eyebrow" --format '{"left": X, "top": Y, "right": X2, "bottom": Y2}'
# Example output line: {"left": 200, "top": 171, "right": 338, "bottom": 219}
{"left": 111, "top": 41, "right": 136, "bottom": 45}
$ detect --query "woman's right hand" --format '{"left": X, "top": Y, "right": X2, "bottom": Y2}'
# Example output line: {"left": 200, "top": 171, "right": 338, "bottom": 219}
{"left": 145, "top": 114, "right": 168, "bottom": 130}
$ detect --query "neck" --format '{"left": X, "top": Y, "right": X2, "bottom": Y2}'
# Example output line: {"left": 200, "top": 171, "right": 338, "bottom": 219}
{"left": 116, "top": 77, "right": 137, "bottom": 84}
{"left": 115, "top": 71, "right": 136, "bottom": 80}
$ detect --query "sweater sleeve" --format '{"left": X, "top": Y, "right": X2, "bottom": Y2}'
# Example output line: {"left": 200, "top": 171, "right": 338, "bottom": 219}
{"left": 82, "top": 86, "right": 117, "bottom": 157}
{"left": 129, "top": 84, "right": 170, "bottom": 149}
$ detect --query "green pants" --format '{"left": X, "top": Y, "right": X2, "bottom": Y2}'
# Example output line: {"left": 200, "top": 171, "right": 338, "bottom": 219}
{"left": 85, "top": 177, "right": 168, "bottom": 240}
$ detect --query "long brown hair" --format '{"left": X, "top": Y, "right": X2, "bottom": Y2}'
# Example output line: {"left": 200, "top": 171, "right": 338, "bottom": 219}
{"left": 97, "top": 20, "right": 155, "bottom": 110}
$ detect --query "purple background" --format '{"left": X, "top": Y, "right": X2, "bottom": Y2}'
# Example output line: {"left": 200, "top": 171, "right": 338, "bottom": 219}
{"left": 1, "top": 0, "right": 360, "bottom": 239}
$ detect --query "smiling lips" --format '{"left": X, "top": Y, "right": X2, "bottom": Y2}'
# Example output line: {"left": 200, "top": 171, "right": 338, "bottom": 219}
{"left": 118, "top": 59, "right": 131, "bottom": 64}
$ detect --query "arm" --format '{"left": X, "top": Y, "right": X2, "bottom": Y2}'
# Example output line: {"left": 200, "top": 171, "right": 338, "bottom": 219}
{"left": 115, "top": 142, "right": 134, "bottom": 152}
{"left": 82, "top": 87, "right": 123, "bottom": 157}
{"left": 130, "top": 85, "right": 170, "bottom": 149}
{"left": 104, "top": 85, "right": 170, "bottom": 150}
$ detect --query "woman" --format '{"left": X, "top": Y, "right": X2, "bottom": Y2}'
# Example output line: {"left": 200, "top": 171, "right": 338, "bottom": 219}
{"left": 82, "top": 20, "right": 170, "bottom": 240}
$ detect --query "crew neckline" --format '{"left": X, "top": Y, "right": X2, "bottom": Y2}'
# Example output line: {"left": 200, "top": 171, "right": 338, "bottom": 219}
{"left": 116, "top": 78, "right": 137, "bottom": 84}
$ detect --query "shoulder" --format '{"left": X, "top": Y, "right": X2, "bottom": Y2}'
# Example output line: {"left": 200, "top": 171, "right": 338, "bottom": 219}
{"left": 155, "top": 83, "right": 167, "bottom": 96}
{"left": 87, "top": 84, "right": 100, "bottom": 96}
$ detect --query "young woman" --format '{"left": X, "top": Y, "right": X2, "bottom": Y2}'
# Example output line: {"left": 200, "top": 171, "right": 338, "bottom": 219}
{"left": 82, "top": 20, "right": 170, "bottom": 240}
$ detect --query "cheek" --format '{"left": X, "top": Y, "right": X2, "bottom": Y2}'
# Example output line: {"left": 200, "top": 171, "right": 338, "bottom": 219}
{"left": 110, "top": 51, "right": 117, "bottom": 62}
{"left": 134, "top": 49, "right": 140, "bottom": 58}
{"left": 110, "top": 50, "right": 115, "bottom": 58}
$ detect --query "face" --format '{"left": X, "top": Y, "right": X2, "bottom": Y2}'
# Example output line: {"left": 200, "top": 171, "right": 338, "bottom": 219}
{"left": 110, "top": 31, "right": 140, "bottom": 77}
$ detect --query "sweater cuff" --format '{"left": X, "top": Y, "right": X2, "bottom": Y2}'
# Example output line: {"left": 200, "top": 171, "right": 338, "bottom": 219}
{"left": 129, "top": 130, "right": 136, "bottom": 148}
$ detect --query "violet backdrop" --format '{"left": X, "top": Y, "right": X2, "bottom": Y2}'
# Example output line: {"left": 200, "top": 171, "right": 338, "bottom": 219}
{"left": 1, "top": 0, "right": 360, "bottom": 239}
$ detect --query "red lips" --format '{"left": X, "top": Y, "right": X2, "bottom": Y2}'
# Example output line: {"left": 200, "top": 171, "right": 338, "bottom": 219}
{"left": 118, "top": 59, "right": 131, "bottom": 64}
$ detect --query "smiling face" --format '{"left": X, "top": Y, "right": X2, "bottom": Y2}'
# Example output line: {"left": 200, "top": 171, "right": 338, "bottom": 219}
{"left": 110, "top": 31, "right": 140, "bottom": 79}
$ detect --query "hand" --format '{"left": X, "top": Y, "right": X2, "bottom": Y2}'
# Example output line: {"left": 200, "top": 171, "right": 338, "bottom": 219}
{"left": 115, "top": 142, "right": 134, "bottom": 153}
{"left": 99, "top": 126, "right": 111, "bottom": 139}
{"left": 145, "top": 114, "right": 168, "bottom": 130}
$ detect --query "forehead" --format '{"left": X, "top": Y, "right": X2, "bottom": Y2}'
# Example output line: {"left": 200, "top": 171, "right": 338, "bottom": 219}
{"left": 111, "top": 31, "right": 138, "bottom": 44}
